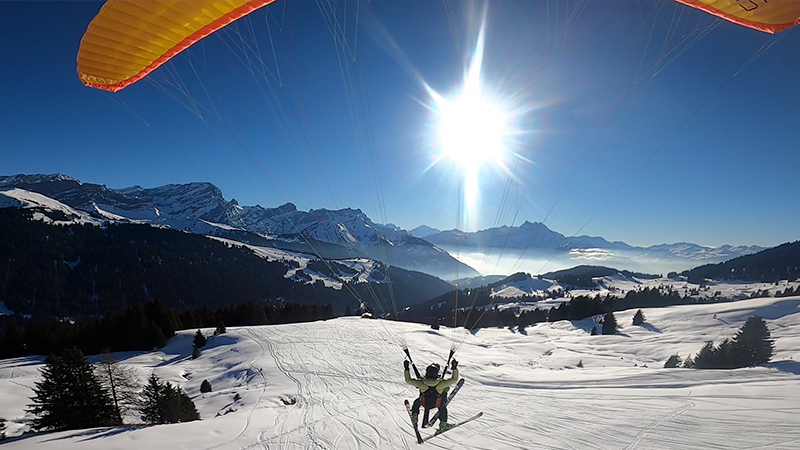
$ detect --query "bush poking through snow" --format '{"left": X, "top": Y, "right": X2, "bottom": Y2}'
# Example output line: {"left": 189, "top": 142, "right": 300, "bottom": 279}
{"left": 200, "top": 379, "right": 212, "bottom": 393}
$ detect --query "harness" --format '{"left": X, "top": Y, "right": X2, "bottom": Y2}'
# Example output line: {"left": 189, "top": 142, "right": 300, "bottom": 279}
{"left": 419, "top": 385, "right": 444, "bottom": 408}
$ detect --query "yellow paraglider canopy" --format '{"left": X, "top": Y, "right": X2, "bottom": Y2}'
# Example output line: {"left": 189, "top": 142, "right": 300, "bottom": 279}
{"left": 674, "top": 0, "right": 800, "bottom": 34}
{"left": 77, "top": 0, "right": 277, "bottom": 92}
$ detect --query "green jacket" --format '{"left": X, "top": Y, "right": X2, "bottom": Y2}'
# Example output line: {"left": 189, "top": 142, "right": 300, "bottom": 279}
{"left": 405, "top": 369, "right": 459, "bottom": 394}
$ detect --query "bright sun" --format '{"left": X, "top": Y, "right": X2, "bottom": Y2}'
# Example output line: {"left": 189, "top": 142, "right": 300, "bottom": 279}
{"left": 423, "top": 18, "right": 515, "bottom": 229}
{"left": 437, "top": 89, "right": 508, "bottom": 171}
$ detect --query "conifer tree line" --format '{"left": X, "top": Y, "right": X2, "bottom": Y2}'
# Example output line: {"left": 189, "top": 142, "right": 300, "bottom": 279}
{"left": 0, "top": 299, "right": 335, "bottom": 359}
{"left": 681, "top": 240, "right": 800, "bottom": 283}
{"left": 681, "top": 316, "right": 775, "bottom": 369}
{"left": 140, "top": 374, "right": 200, "bottom": 424}
{"left": 402, "top": 283, "right": 753, "bottom": 333}
{"left": 0, "top": 208, "right": 450, "bottom": 318}
{"left": 27, "top": 347, "right": 200, "bottom": 433}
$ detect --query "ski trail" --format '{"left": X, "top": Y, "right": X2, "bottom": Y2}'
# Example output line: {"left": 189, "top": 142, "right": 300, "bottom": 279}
{"left": 622, "top": 399, "right": 695, "bottom": 450}
{"left": 240, "top": 319, "right": 411, "bottom": 449}
{"left": 201, "top": 327, "right": 269, "bottom": 450}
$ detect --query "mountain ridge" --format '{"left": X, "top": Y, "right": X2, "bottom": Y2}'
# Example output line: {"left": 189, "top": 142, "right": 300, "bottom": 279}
{"left": 0, "top": 174, "right": 477, "bottom": 280}
{"left": 0, "top": 173, "right": 767, "bottom": 277}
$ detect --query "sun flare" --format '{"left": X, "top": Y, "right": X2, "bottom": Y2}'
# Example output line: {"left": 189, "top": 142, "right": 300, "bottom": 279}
{"left": 437, "top": 89, "right": 508, "bottom": 171}
{"left": 423, "top": 16, "right": 519, "bottom": 230}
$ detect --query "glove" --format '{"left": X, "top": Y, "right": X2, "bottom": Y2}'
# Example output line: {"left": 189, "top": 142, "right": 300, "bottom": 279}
{"left": 404, "top": 360, "right": 410, "bottom": 371}
{"left": 451, "top": 359, "right": 458, "bottom": 370}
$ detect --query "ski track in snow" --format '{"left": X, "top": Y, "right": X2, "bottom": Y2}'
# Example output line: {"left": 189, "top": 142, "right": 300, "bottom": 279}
{"left": 245, "top": 321, "right": 411, "bottom": 449}
{"left": 202, "top": 328, "right": 270, "bottom": 450}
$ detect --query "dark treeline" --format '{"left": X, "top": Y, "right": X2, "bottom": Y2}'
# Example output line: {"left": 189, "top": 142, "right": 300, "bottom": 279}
{"left": 541, "top": 265, "right": 659, "bottom": 289}
{"left": 0, "top": 299, "right": 334, "bottom": 359}
{"left": 0, "top": 208, "right": 450, "bottom": 317}
{"left": 682, "top": 316, "right": 775, "bottom": 369}
{"left": 401, "top": 286, "right": 732, "bottom": 331}
{"left": 681, "top": 241, "right": 800, "bottom": 283}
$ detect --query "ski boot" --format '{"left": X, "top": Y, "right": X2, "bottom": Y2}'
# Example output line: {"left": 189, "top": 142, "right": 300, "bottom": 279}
{"left": 435, "top": 421, "right": 455, "bottom": 435}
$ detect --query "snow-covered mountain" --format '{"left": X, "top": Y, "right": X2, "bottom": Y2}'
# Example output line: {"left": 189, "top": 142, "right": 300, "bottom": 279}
{"left": 0, "top": 174, "right": 769, "bottom": 279}
{"left": 0, "top": 187, "right": 103, "bottom": 226}
{"left": 0, "top": 174, "right": 478, "bottom": 280}
{"left": 423, "top": 220, "right": 764, "bottom": 275}
{"left": 410, "top": 224, "right": 441, "bottom": 238}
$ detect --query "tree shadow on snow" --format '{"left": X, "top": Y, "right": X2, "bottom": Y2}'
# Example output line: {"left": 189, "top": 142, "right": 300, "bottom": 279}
{"left": 770, "top": 360, "right": 800, "bottom": 375}
{"left": 641, "top": 323, "right": 662, "bottom": 333}
{"left": 571, "top": 319, "right": 599, "bottom": 334}
{"left": 35, "top": 425, "right": 149, "bottom": 443}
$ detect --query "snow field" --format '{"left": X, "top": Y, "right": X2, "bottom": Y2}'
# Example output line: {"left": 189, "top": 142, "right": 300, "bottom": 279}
{"left": 0, "top": 296, "right": 799, "bottom": 448}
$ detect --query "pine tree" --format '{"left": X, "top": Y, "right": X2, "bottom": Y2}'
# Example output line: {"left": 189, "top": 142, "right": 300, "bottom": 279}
{"left": 95, "top": 353, "right": 142, "bottom": 423}
{"left": 632, "top": 309, "right": 646, "bottom": 326}
{"left": 601, "top": 312, "right": 618, "bottom": 335}
{"left": 690, "top": 341, "right": 716, "bottom": 369}
{"left": 200, "top": 379, "right": 212, "bottom": 393}
{"left": 192, "top": 346, "right": 200, "bottom": 360}
{"left": 0, "top": 417, "right": 6, "bottom": 440}
{"left": 193, "top": 330, "right": 207, "bottom": 349}
{"left": 139, "top": 373, "right": 201, "bottom": 424}
{"left": 140, "top": 374, "right": 163, "bottom": 424}
{"left": 28, "top": 348, "right": 119, "bottom": 431}
{"left": 687, "top": 316, "right": 775, "bottom": 369}
{"left": 214, "top": 322, "right": 226, "bottom": 335}
{"left": 663, "top": 354, "right": 681, "bottom": 368}
{"left": 731, "top": 316, "right": 774, "bottom": 366}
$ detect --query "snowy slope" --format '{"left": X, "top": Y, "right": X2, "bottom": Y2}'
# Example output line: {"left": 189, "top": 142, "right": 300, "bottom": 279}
{"left": 0, "top": 188, "right": 103, "bottom": 226}
{"left": 2, "top": 295, "right": 800, "bottom": 449}
{"left": 208, "top": 236, "right": 384, "bottom": 289}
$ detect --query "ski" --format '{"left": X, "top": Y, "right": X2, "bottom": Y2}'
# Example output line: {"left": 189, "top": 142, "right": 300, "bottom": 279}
{"left": 421, "top": 412, "right": 483, "bottom": 442}
{"left": 404, "top": 399, "right": 424, "bottom": 444}
{"left": 423, "top": 377, "right": 465, "bottom": 428}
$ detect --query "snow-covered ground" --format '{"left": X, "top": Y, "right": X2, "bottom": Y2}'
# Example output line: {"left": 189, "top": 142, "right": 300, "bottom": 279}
{"left": 0, "top": 188, "right": 103, "bottom": 226}
{"left": 2, "top": 296, "right": 800, "bottom": 449}
{"left": 491, "top": 274, "right": 800, "bottom": 311}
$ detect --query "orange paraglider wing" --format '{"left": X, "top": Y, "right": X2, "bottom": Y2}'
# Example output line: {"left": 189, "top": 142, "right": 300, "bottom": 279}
{"left": 77, "top": 0, "right": 277, "bottom": 92}
{"left": 673, "top": 0, "right": 800, "bottom": 34}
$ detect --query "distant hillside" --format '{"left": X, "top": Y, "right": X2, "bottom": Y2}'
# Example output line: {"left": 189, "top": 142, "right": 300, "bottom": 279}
{"left": 681, "top": 241, "right": 800, "bottom": 283}
{"left": 0, "top": 208, "right": 452, "bottom": 317}
{"left": 542, "top": 265, "right": 659, "bottom": 288}
{"left": 0, "top": 174, "right": 478, "bottom": 280}
{"left": 423, "top": 220, "right": 764, "bottom": 275}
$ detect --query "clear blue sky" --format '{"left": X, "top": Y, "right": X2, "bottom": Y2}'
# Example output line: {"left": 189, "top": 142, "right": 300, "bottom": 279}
{"left": 2, "top": 1, "right": 800, "bottom": 248}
